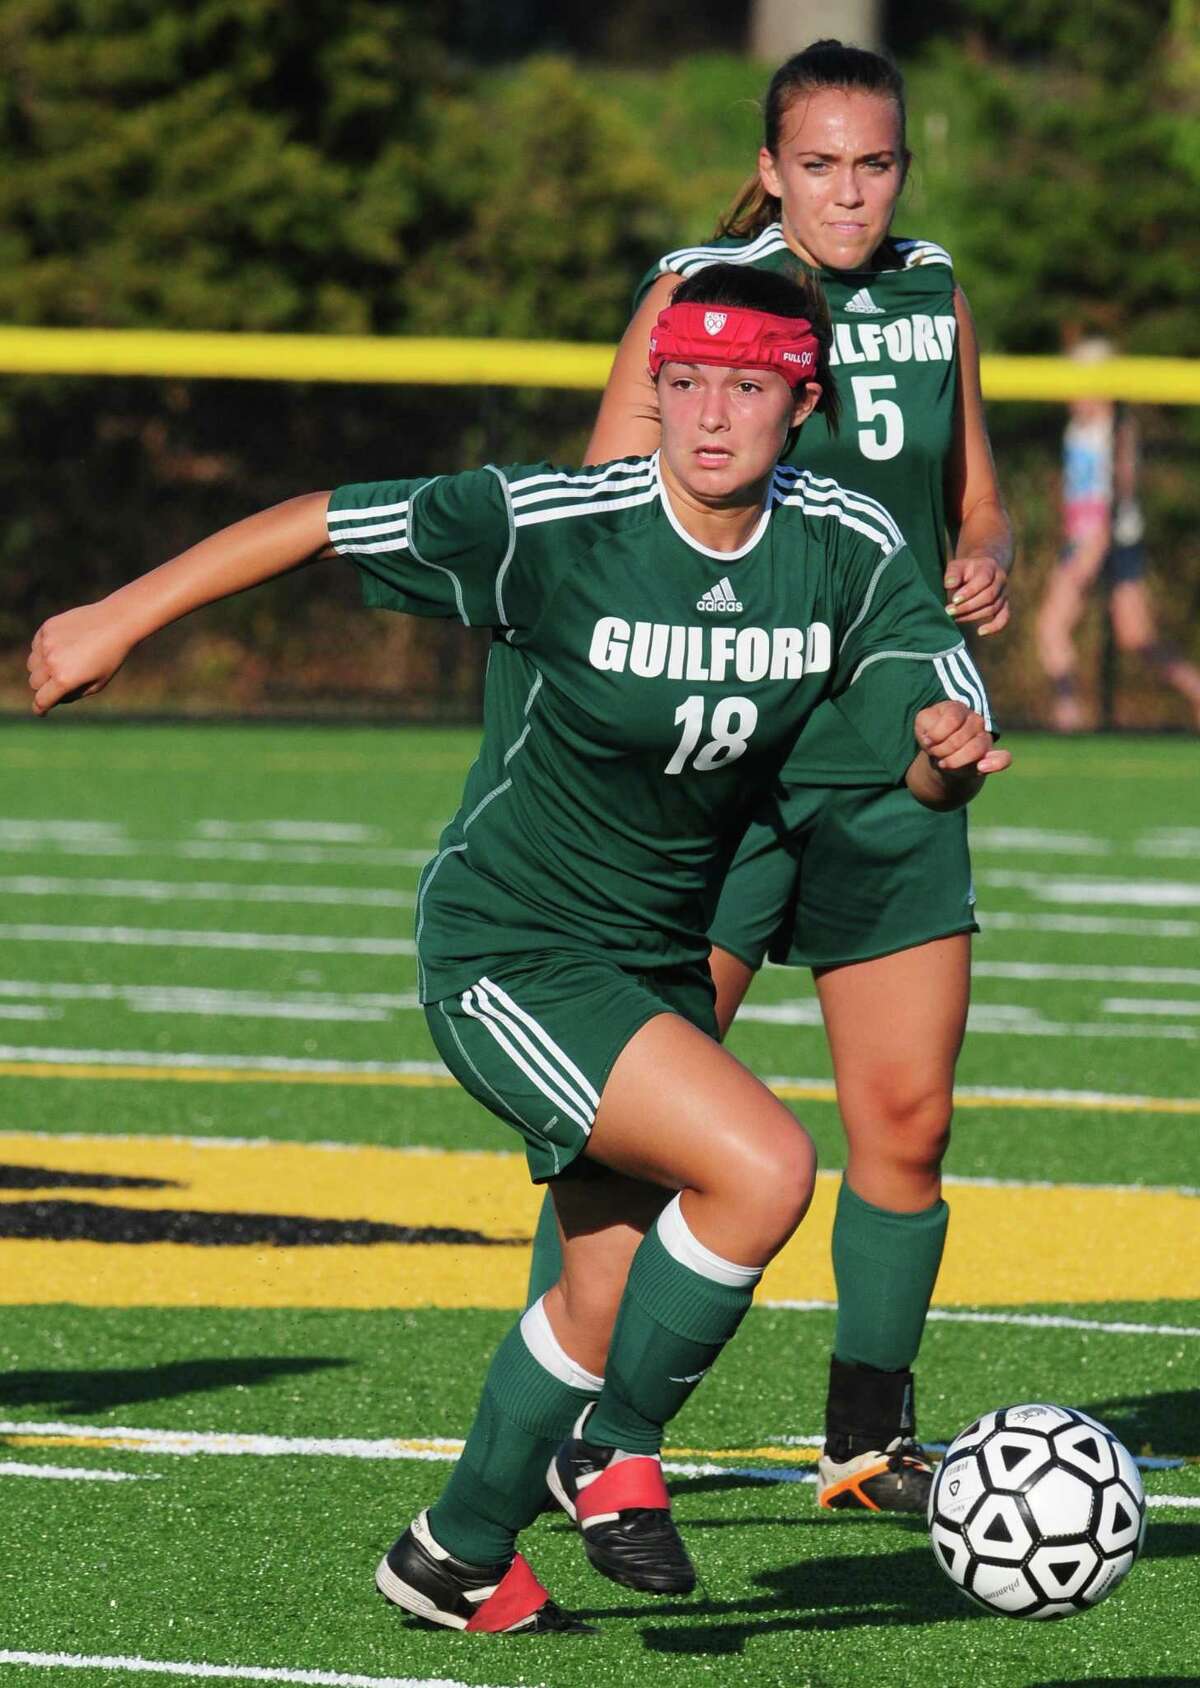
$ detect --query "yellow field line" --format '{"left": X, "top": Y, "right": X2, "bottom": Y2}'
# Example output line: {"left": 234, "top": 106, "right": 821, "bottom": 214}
{"left": 1, "top": 1059, "right": 1196, "bottom": 1115}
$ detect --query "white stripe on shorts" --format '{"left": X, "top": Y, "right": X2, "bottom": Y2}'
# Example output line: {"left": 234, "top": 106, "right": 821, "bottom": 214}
{"left": 477, "top": 976, "right": 601, "bottom": 1109}
{"left": 460, "top": 988, "right": 594, "bottom": 1133}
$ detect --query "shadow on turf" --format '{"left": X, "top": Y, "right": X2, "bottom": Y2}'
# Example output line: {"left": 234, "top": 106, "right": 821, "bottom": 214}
{"left": 0, "top": 1355, "right": 347, "bottom": 1414}
{"left": 1080, "top": 1388, "right": 1200, "bottom": 1458}
{"left": 572, "top": 1542, "right": 984, "bottom": 1653}
{"left": 565, "top": 1515, "right": 1199, "bottom": 1656}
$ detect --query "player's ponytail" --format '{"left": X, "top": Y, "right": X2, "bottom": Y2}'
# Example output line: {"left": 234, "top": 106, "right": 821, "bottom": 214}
{"left": 716, "top": 39, "right": 910, "bottom": 243}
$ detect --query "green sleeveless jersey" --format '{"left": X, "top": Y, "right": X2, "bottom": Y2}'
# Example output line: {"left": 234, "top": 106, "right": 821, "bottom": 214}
{"left": 328, "top": 456, "right": 988, "bottom": 1001}
{"left": 636, "top": 227, "right": 961, "bottom": 785}
{"left": 636, "top": 226, "right": 957, "bottom": 597}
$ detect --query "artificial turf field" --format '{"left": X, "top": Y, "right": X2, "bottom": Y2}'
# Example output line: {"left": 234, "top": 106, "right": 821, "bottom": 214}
{"left": 0, "top": 720, "right": 1196, "bottom": 1688}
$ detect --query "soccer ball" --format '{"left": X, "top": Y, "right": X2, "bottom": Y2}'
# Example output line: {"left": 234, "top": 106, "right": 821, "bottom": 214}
{"left": 928, "top": 1403, "right": 1146, "bottom": 1619}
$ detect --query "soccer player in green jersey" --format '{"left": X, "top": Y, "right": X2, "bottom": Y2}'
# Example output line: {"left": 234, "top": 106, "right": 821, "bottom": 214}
{"left": 28, "top": 264, "right": 1007, "bottom": 1633}
{"left": 526, "top": 40, "right": 1017, "bottom": 1517}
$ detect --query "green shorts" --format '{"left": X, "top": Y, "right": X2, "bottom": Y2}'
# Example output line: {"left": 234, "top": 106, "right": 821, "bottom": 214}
{"left": 709, "top": 781, "right": 977, "bottom": 972}
{"left": 425, "top": 952, "right": 718, "bottom": 1182}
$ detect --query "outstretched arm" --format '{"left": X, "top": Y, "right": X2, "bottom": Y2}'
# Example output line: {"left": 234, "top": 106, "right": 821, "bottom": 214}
{"left": 905, "top": 699, "right": 1011, "bottom": 810}
{"left": 27, "top": 491, "right": 332, "bottom": 715}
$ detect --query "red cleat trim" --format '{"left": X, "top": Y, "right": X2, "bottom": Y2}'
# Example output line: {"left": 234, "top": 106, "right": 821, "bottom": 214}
{"left": 464, "top": 1553, "right": 550, "bottom": 1633}
{"left": 576, "top": 1456, "right": 671, "bottom": 1525}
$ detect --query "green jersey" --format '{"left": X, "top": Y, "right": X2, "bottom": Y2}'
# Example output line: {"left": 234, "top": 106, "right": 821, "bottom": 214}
{"left": 328, "top": 455, "right": 987, "bottom": 1002}
{"left": 637, "top": 227, "right": 961, "bottom": 786}
{"left": 637, "top": 227, "right": 957, "bottom": 596}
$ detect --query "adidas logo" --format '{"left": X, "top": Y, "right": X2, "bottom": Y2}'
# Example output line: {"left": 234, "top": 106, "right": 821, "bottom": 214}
{"left": 696, "top": 576, "right": 743, "bottom": 613}
{"left": 844, "top": 287, "right": 884, "bottom": 315}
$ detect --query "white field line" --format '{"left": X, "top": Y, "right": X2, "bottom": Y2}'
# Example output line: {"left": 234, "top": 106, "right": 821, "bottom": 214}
{"left": 0, "top": 981, "right": 417, "bottom": 1025}
{"left": 0, "top": 836, "right": 430, "bottom": 869}
{"left": 0, "top": 925, "right": 416, "bottom": 956}
{"left": 743, "top": 1000, "right": 1199, "bottom": 1041}
{"left": 1104, "top": 997, "right": 1200, "bottom": 1018}
{"left": 4, "top": 1417, "right": 1194, "bottom": 1466}
{"left": 0, "top": 1046, "right": 439, "bottom": 1076}
{"left": 0, "top": 876, "right": 414, "bottom": 909}
{"left": 1, "top": 1052, "right": 1196, "bottom": 1120}
{"left": 0, "top": 1426, "right": 1193, "bottom": 1508}
{"left": 981, "top": 912, "right": 1198, "bottom": 939}
{"left": 0, "top": 1461, "right": 155, "bottom": 1482}
{"left": 760, "top": 1303, "right": 1200, "bottom": 1338}
{"left": 974, "top": 961, "right": 1200, "bottom": 986}
{"left": 0, "top": 1652, "right": 517, "bottom": 1688}
{"left": 196, "top": 821, "right": 385, "bottom": 843}
{"left": 0, "top": 1004, "right": 58, "bottom": 1020}
{"left": 1138, "top": 828, "right": 1200, "bottom": 859}
{"left": 970, "top": 827, "right": 1112, "bottom": 855}
{"left": 979, "top": 870, "right": 1200, "bottom": 909}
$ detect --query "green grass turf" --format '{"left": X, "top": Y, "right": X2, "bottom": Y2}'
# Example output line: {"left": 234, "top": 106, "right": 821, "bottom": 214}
{"left": 0, "top": 1306, "right": 1196, "bottom": 1688}
{"left": 0, "top": 721, "right": 1196, "bottom": 1686}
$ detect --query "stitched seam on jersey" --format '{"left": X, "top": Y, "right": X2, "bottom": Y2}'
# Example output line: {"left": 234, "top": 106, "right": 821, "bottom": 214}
{"left": 461, "top": 989, "right": 593, "bottom": 1133}
{"left": 415, "top": 676, "right": 542, "bottom": 993}
{"left": 838, "top": 543, "right": 907, "bottom": 653}
{"left": 850, "top": 640, "right": 966, "bottom": 686}
{"left": 790, "top": 470, "right": 905, "bottom": 551}
{"left": 483, "top": 464, "right": 518, "bottom": 627}
{"left": 439, "top": 998, "right": 538, "bottom": 1133}
{"left": 400, "top": 476, "right": 472, "bottom": 627}
{"left": 414, "top": 843, "right": 465, "bottom": 1000}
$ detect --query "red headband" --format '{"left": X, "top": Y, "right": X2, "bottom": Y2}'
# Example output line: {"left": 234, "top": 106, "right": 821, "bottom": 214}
{"left": 648, "top": 302, "right": 819, "bottom": 386}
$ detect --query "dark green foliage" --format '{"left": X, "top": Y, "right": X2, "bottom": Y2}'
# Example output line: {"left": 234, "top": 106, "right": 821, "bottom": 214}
{"left": 1, "top": 3, "right": 1198, "bottom": 721}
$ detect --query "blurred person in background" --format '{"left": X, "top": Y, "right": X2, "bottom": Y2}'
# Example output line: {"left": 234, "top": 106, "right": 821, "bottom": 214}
{"left": 1036, "top": 339, "right": 1200, "bottom": 731}
{"left": 526, "top": 38, "right": 1014, "bottom": 1518}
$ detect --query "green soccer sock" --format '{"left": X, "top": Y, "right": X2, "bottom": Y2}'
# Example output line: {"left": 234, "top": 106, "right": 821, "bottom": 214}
{"left": 524, "top": 1188, "right": 563, "bottom": 1308}
{"left": 586, "top": 1194, "right": 761, "bottom": 1455}
{"left": 427, "top": 1297, "right": 602, "bottom": 1566}
{"left": 831, "top": 1179, "right": 949, "bottom": 1374}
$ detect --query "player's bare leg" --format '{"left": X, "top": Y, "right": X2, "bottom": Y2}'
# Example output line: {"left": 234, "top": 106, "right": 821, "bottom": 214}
{"left": 545, "top": 1013, "right": 816, "bottom": 1593}
{"left": 809, "top": 934, "right": 969, "bottom": 1510}
{"left": 709, "top": 944, "right": 757, "bottom": 1039}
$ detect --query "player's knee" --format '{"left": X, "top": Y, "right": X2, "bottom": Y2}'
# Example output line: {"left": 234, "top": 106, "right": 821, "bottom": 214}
{"left": 722, "top": 1122, "right": 816, "bottom": 1246}
{"left": 848, "top": 1076, "right": 952, "bottom": 1174}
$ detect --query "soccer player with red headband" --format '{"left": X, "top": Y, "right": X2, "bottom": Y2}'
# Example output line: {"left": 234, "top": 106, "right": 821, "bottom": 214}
{"left": 27, "top": 262, "right": 1007, "bottom": 1635}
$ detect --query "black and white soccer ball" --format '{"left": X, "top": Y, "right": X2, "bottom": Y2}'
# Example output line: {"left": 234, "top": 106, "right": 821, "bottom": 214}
{"left": 928, "top": 1403, "right": 1146, "bottom": 1619}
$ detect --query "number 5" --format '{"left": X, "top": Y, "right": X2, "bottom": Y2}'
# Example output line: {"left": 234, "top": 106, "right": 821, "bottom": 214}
{"left": 851, "top": 374, "right": 904, "bottom": 462}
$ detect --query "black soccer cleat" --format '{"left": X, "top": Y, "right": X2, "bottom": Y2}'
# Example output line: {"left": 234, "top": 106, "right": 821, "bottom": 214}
{"left": 546, "top": 1405, "right": 696, "bottom": 1595}
{"left": 375, "top": 1509, "right": 593, "bottom": 1633}
{"left": 818, "top": 1356, "right": 934, "bottom": 1513}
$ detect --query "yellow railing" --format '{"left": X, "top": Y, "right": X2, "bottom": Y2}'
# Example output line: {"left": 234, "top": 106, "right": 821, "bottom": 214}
{"left": 1, "top": 325, "right": 1197, "bottom": 402}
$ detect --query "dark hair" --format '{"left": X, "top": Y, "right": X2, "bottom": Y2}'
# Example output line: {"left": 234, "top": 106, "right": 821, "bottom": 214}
{"left": 667, "top": 261, "right": 840, "bottom": 433}
{"left": 717, "top": 39, "right": 909, "bottom": 243}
